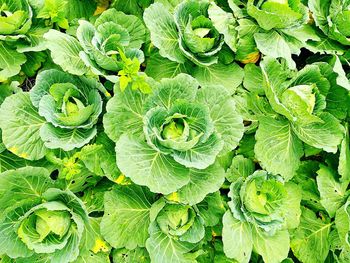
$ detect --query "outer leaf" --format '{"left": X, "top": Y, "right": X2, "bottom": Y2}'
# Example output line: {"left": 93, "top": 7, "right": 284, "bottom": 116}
{"left": 332, "top": 56, "right": 350, "bottom": 91}
{"left": 177, "top": 162, "right": 225, "bottom": 205}
{"left": 291, "top": 207, "right": 332, "bottom": 263}
{"left": 39, "top": 123, "right": 97, "bottom": 151}
{"left": 101, "top": 185, "right": 156, "bottom": 249}
{"left": 104, "top": 88, "right": 147, "bottom": 143}
{"left": 115, "top": 134, "right": 190, "bottom": 194}
{"left": 326, "top": 83, "right": 350, "bottom": 120}
{"left": 154, "top": 0, "right": 182, "bottom": 12}
{"left": 75, "top": 251, "right": 110, "bottom": 263}
{"left": 243, "top": 63, "right": 264, "bottom": 95}
{"left": 193, "top": 62, "right": 244, "bottom": 95}
{"left": 0, "top": 42, "right": 26, "bottom": 82}
{"left": 143, "top": 3, "right": 186, "bottom": 63}
{"left": 65, "top": 0, "right": 96, "bottom": 21}
{"left": 15, "top": 253, "right": 50, "bottom": 263}
{"left": 339, "top": 126, "right": 350, "bottom": 183}
{"left": 335, "top": 200, "right": 350, "bottom": 250}
{"left": 208, "top": 2, "right": 237, "bottom": 51}
{"left": 284, "top": 182, "right": 302, "bottom": 229}
{"left": 145, "top": 52, "right": 190, "bottom": 80}
{"left": 80, "top": 185, "right": 108, "bottom": 215}
{"left": 80, "top": 132, "right": 120, "bottom": 182}
{"left": 252, "top": 227, "right": 290, "bottom": 263}
{"left": 316, "top": 165, "right": 347, "bottom": 217}
{"left": 197, "top": 192, "right": 225, "bottom": 227}
{"left": 0, "top": 93, "right": 48, "bottom": 160}
{"left": 21, "top": 52, "right": 46, "bottom": 77}
{"left": 196, "top": 85, "right": 244, "bottom": 153}
{"left": 292, "top": 161, "right": 324, "bottom": 212}
{"left": 145, "top": 73, "right": 198, "bottom": 110}
{"left": 306, "top": 38, "right": 346, "bottom": 54}
{"left": 0, "top": 151, "right": 27, "bottom": 172}
{"left": 146, "top": 222, "right": 197, "bottom": 263}
{"left": 292, "top": 112, "right": 344, "bottom": 153}
{"left": 44, "top": 30, "right": 87, "bottom": 75}
{"left": 16, "top": 26, "right": 49, "bottom": 52}
{"left": 112, "top": 247, "right": 150, "bottom": 263}
{"left": 0, "top": 201, "right": 36, "bottom": 258}
{"left": 260, "top": 57, "right": 295, "bottom": 121}
{"left": 227, "top": 155, "right": 255, "bottom": 183}
{"left": 0, "top": 167, "right": 53, "bottom": 210}
{"left": 94, "top": 9, "right": 146, "bottom": 49}
{"left": 111, "top": 0, "right": 152, "bottom": 17}
{"left": 255, "top": 116, "right": 303, "bottom": 181}
{"left": 222, "top": 211, "right": 252, "bottom": 263}
{"left": 255, "top": 31, "right": 295, "bottom": 69}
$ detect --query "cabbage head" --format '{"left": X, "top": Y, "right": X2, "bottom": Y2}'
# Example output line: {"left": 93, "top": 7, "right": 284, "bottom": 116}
{"left": 222, "top": 170, "right": 302, "bottom": 263}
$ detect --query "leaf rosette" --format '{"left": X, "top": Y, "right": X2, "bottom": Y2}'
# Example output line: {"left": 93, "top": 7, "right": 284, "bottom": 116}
{"left": 309, "top": 0, "right": 350, "bottom": 46}
{"left": 143, "top": 100, "right": 222, "bottom": 169}
{"left": 222, "top": 170, "right": 301, "bottom": 263}
{"left": 104, "top": 73, "right": 244, "bottom": 198}
{"left": 155, "top": 203, "right": 201, "bottom": 241}
{"left": 0, "top": 0, "right": 33, "bottom": 81}
{"left": 235, "top": 56, "right": 347, "bottom": 180}
{"left": 146, "top": 201, "right": 205, "bottom": 263}
{"left": 225, "top": 0, "right": 315, "bottom": 67}
{"left": 0, "top": 167, "right": 92, "bottom": 263}
{"left": 144, "top": 0, "right": 229, "bottom": 66}
{"left": 77, "top": 8, "right": 146, "bottom": 82}
{"left": 228, "top": 171, "right": 289, "bottom": 232}
{"left": 0, "top": 0, "right": 32, "bottom": 38}
{"left": 30, "top": 69, "right": 103, "bottom": 151}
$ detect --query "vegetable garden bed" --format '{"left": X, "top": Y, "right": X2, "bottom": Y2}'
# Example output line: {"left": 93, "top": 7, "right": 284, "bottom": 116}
{"left": 0, "top": 0, "right": 349, "bottom": 262}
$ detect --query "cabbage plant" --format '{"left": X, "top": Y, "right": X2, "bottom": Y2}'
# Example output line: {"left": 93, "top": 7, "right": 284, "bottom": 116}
{"left": 77, "top": 8, "right": 146, "bottom": 81}
{"left": 0, "top": 0, "right": 33, "bottom": 81}
{"left": 0, "top": 167, "right": 92, "bottom": 263}
{"left": 309, "top": 0, "right": 350, "bottom": 46}
{"left": 44, "top": 8, "right": 147, "bottom": 82}
{"left": 143, "top": 0, "right": 246, "bottom": 94}
{"left": 0, "top": 0, "right": 32, "bottom": 37}
{"left": 222, "top": 170, "right": 302, "bottom": 263}
{"left": 144, "top": 0, "right": 227, "bottom": 66}
{"left": 30, "top": 69, "right": 103, "bottom": 151}
{"left": 1, "top": 1, "right": 350, "bottom": 262}
{"left": 234, "top": 56, "right": 347, "bottom": 181}
{"left": 146, "top": 201, "right": 205, "bottom": 263}
{"left": 100, "top": 184, "right": 225, "bottom": 263}
{"left": 104, "top": 73, "right": 244, "bottom": 200}
{"left": 223, "top": 0, "right": 321, "bottom": 67}
{"left": 0, "top": 69, "right": 103, "bottom": 161}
